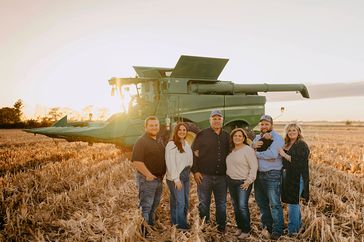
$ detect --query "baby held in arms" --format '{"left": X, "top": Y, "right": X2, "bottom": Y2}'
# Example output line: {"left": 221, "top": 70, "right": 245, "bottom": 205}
{"left": 256, "top": 131, "right": 273, "bottom": 152}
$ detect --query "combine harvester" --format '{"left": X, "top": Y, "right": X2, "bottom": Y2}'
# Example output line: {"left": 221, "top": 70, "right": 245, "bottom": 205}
{"left": 26, "top": 55, "right": 309, "bottom": 147}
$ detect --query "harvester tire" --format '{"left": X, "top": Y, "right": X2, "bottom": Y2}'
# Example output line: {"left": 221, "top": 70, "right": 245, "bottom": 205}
{"left": 185, "top": 122, "right": 200, "bottom": 145}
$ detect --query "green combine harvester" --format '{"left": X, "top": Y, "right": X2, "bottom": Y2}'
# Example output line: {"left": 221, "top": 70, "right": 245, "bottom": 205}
{"left": 26, "top": 55, "right": 309, "bottom": 147}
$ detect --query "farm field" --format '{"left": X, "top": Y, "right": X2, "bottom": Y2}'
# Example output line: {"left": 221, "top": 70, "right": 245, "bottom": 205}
{"left": 1, "top": 127, "right": 363, "bottom": 241}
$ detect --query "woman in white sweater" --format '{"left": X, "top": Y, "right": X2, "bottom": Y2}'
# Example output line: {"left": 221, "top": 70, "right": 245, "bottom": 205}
{"left": 226, "top": 128, "right": 258, "bottom": 239}
{"left": 165, "top": 122, "right": 193, "bottom": 230}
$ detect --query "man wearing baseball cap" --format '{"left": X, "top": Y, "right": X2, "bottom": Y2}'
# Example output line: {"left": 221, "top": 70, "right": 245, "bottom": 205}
{"left": 191, "top": 109, "right": 230, "bottom": 233}
{"left": 252, "top": 114, "right": 284, "bottom": 240}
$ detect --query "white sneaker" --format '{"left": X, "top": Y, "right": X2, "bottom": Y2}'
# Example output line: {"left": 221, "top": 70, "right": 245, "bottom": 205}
{"left": 234, "top": 229, "right": 242, "bottom": 236}
{"left": 238, "top": 232, "right": 250, "bottom": 239}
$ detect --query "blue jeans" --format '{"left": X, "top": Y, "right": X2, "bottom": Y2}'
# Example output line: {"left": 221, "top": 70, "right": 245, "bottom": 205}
{"left": 227, "top": 176, "right": 253, "bottom": 233}
{"left": 136, "top": 173, "right": 163, "bottom": 225}
{"left": 287, "top": 176, "right": 304, "bottom": 234}
{"left": 167, "top": 167, "right": 190, "bottom": 229}
{"left": 197, "top": 174, "right": 227, "bottom": 231}
{"left": 254, "top": 170, "right": 284, "bottom": 235}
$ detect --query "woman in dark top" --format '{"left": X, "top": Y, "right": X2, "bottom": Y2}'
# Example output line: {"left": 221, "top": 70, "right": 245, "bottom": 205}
{"left": 278, "top": 123, "right": 310, "bottom": 236}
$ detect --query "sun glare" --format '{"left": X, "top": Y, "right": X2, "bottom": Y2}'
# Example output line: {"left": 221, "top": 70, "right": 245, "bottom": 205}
{"left": 110, "top": 84, "right": 138, "bottom": 114}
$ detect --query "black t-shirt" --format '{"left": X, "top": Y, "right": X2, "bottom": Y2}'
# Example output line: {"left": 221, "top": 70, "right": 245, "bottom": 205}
{"left": 131, "top": 133, "right": 166, "bottom": 177}
{"left": 191, "top": 127, "right": 230, "bottom": 175}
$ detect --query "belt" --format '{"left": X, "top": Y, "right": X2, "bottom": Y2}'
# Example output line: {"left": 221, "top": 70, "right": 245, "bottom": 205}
{"left": 137, "top": 172, "right": 164, "bottom": 180}
{"left": 258, "top": 169, "right": 281, "bottom": 175}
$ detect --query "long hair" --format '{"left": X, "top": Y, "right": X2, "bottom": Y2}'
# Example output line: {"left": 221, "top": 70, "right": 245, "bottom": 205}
{"left": 284, "top": 122, "right": 304, "bottom": 145}
{"left": 230, "top": 128, "right": 249, "bottom": 148}
{"left": 172, "top": 122, "right": 188, "bottom": 153}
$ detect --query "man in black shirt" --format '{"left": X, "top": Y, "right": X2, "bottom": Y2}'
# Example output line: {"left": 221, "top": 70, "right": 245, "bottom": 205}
{"left": 191, "top": 110, "right": 230, "bottom": 233}
{"left": 132, "top": 116, "right": 166, "bottom": 226}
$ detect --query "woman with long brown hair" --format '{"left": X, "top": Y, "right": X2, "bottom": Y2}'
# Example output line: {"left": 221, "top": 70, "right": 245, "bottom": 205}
{"left": 165, "top": 122, "right": 193, "bottom": 230}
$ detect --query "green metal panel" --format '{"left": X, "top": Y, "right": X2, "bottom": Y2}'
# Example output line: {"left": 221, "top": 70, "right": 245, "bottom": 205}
{"left": 52, "top": 116, "right": 68, "bottom": 127}
{"left": 166, "top": 79, "right": 188, "bottom": 94}
{"left": 133, "top": 66, "right": 173, "bottom": 78}
{"left": 224, "top": 95, "right": 266, "bottom": 128}
{"left": 170, "top": 55, "right": 229, "bottom": 80}
{"left": 174, "top": 94, "right": 225, "bottom": 127}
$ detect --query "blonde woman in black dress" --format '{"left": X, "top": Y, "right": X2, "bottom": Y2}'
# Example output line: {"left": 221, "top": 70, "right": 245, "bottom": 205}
{"left": 278, "top": 123, "right": 310, "bottom": 236}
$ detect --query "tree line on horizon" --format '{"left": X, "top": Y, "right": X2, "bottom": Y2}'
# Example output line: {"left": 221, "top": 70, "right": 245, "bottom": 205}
{"left": 0, "top": 100, "right": 54, "bottom": 128}
{"left": 0, "top": 100, "right": 111, "bottom": 129}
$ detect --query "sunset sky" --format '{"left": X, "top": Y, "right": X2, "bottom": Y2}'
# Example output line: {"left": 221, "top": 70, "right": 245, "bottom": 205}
{"left": 1, "top": 0, "right": 364, "bottom": 121}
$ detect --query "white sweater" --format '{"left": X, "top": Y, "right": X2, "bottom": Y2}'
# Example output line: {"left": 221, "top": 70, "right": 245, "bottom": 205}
{"left": 226, "top": 145, "right": 258, "bottom": 184}
{"left": 165, "top": 141, "right": 193, "bottom": 182}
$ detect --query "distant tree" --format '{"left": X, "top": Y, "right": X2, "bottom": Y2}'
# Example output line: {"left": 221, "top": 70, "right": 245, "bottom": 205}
{"left": 0, "top": 107, "right": 19, "bottom": 124}
{"left": 13, "top": 99, "right": 23, "bottom": 119}
{"left": 0, "top": 100, "right": 23, "bottom": 125}
{"left": 25, "top": 119, "right": 39, "bottom": 128}
{"left": 40, "top": 116, "right": 53, "bottom": 127}
{"left": 48, "top": 107, "right": 63, "bottom": 121}
{"left": 0, "top": 100, "right": 57, "bottom": 128}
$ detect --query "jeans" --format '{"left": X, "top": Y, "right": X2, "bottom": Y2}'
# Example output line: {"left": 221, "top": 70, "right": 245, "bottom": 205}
{"left": 197, "top": 174, "right": 227, "bottom": 231}
{"left": 254, "top": 170, "right": 284, "bottom": 235}
{"left": 167, "top": 167, "right": 190, "bottom": 229}
{"left": 287, "top": 176, "right": 304, "bottom": 234}
{"left": 227, "top": 176, "right": 253, "bottom": 233}
{"left": 136, "top": 172, "right": 163, "bottom": 225}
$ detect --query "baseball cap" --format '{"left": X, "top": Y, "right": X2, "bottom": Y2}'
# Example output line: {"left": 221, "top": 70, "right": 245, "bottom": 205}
{"left": 260, "top": 114, "right": 273, "bottom": 124}
{"left": 210, "top": 110, "right": 223, "bottom": 117}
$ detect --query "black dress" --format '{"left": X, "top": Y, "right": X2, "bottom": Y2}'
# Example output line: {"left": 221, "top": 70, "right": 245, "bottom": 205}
{"left": 281, "top": 140, "right": 310, "bottom": 204}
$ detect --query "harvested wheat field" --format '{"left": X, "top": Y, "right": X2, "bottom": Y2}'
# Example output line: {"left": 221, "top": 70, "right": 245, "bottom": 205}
{"left": 1, "top": 127, "right": 363, "bottom": 241}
